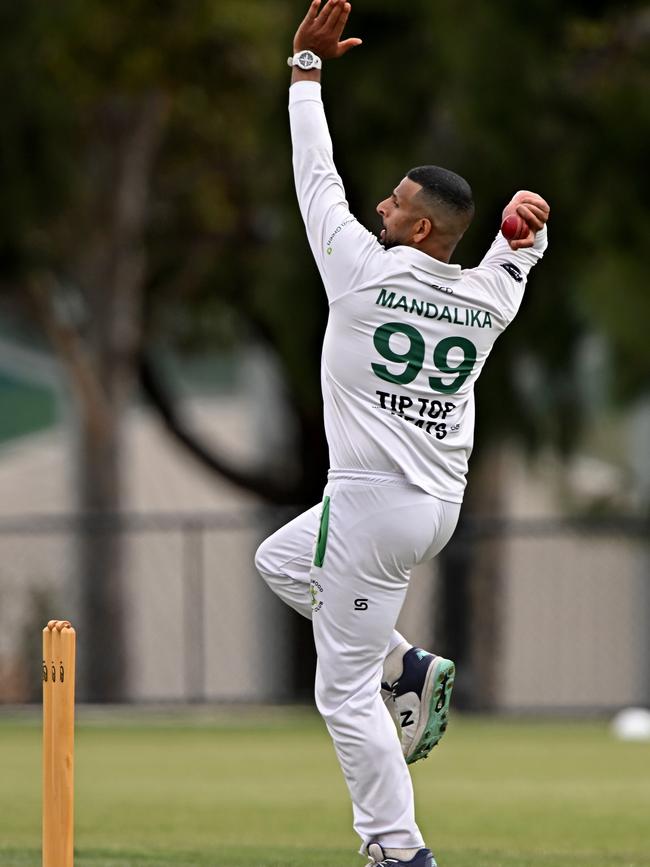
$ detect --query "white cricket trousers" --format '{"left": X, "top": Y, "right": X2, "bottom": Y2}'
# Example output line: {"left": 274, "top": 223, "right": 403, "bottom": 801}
{"left": 255, "top": 471, "right": 460, "bottom": 851}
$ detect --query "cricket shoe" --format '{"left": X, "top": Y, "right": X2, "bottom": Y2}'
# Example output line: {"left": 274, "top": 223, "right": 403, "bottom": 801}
{"left": 382, "top": 647, "right": 455, "bottom": 765}
{"left": 367, "top": 842, "right": 437, "bottom": 867}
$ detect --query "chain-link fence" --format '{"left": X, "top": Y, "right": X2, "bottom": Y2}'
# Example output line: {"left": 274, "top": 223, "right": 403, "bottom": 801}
{"left": 0, "top": 510, "right": 647, "bottom": 711}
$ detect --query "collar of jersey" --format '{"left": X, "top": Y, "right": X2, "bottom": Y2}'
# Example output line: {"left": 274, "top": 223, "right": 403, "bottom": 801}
{"left": 387, "top": 245, "right": 462, "bottom": 280}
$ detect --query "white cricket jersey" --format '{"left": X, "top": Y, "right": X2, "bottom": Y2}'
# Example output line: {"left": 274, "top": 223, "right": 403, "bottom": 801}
{"left": 289, "top": 81, "right": 548, "bottom": 503}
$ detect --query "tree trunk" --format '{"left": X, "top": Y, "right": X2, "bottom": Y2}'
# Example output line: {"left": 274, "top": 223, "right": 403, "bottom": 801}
{"left": 77, "top": 93, "right": 167, "bottom": 701}
{"left": 28, "top": 93, "right": 168, "bottom": 701}
{"left": 77, "top": 412, "right": 127, "bottom": 701}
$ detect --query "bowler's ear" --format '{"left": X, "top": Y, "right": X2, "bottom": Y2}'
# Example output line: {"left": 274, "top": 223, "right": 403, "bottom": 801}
{"left": 413, "top": 217, "right": 432, "bottom": 244}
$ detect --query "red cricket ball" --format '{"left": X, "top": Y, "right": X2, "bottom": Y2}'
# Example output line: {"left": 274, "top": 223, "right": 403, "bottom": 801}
{"left": 501, "top": 214, "right": 526, "bottom": 241}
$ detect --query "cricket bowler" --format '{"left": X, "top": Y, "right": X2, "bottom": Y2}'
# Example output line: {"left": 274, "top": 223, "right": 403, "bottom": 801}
{"left": 256, "top": 2, "right": 550, "bottom": 864}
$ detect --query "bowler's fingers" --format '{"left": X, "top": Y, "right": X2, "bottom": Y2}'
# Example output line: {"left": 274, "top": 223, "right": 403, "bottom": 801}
{"left": 332, "top": 0, "right": 351, "bottom": 35}
{"left": 302, "top": 0, "right": 322, "bottom": 25}
{"left": 319, "top": 1, "right": 362, "bottom": 55}
{"left": 294, "top": 0, "right": 322, "bottom": 49}
{"left": 320, "top": 0, "right": 351, "bottom": 35}
{"left": 521, "top": 198, "right": 550, "bottom": 218}
{"left": 509, "top": 232, "right": 535, "bottom": 250}
{"left": 337, "top": 36, "right": 363, "bottom": 55}
{"left": 516, "top": 203, "right": 546, "bottom": 232}
{"left": 318, "top": 0, "right": 344, "bottom": 28}
{"left": 514, "top": 192, "right": 549, "bottom": 213}
{"left": 335, "top": 3, "right": 362, "bottom": 45}
{"left": 511, "top": 189, "right": 538, "bottom": 205}
{"left": 510, "top": 191, "right": 549, "bottom": 212}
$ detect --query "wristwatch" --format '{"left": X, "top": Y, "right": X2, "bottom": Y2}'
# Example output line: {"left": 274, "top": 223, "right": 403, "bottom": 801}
{"left": 287, "top": 50, "right": 322, "bottom": 71}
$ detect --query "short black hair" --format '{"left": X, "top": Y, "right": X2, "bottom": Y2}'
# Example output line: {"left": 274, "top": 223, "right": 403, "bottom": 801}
{"left": 407, "top": 165, "right": 474, "bottom": 216}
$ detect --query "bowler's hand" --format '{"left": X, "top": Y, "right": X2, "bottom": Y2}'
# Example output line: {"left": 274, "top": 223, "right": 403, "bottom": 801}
{"left": 502, "top": 191, "right": 550, "bottom": 251}
{"left": 294, "top": 0, "right": 362, "bottom": 59}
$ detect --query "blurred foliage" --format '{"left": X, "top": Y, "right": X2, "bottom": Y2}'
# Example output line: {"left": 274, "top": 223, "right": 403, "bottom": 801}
{"left": 0, "top": 0, "right": 648, "bottom": 495}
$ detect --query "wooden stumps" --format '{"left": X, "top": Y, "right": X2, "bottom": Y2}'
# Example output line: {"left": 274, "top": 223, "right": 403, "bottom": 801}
{"left": 42, "top": 620, "right": 76, "bottom": 867}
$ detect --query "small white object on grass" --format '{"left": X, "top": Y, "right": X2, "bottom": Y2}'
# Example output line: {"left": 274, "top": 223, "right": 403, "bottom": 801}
{"left": 611, "top": 707, "right": 650, "bottom": 741}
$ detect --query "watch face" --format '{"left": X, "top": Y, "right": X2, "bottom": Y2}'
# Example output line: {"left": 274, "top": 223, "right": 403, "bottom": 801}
{"left": 297, "top": 51, "right": 313, "bottom": 69}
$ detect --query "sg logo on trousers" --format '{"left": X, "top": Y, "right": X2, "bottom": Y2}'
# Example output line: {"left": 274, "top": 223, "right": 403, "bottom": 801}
{"left": 354, "top": 598, "right": 369, "bottom": 611}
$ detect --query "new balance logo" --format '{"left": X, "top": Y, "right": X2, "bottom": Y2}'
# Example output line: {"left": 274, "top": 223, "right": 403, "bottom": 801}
{"left": 499, "top": 261, "right": 523, "bottom": 282}
{"left": 400, "top": 710, "right": 414, "bottom": 728}
{"left": 435, "top": 673, "right": 451, "bottom": 713}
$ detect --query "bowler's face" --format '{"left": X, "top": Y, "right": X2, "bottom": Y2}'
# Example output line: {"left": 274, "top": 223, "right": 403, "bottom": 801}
{"left": 376, "top": 177, "right": 424, "bottom": 250}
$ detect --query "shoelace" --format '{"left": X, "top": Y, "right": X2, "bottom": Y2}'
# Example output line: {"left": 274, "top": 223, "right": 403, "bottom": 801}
{"left": 367, "top": 843, "right": 400, "bottom": 865}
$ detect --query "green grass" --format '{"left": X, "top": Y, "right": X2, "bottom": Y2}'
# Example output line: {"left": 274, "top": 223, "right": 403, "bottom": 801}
{"left": 1, "top": 708, "right": 649, "bottom": 866}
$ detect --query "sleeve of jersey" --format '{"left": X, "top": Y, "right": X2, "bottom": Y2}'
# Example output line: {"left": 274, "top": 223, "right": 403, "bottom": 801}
{"left": 289, "top": 81, "right": 384, "bottom": 303}
{"left": 473, "top": 226, "right": 549, "bottom": 322}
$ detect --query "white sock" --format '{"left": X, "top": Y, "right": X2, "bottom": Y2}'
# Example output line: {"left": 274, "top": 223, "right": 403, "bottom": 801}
{"left": 385, "top": 847, "right": 420, "bottom": 861}
{"left": 382, "top": 640, "right": 411, "bottom": 686}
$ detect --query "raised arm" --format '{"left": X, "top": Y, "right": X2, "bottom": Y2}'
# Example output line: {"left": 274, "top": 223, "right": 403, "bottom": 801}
{"left": 289, "top": 1, "right": 385, "bottom": 302}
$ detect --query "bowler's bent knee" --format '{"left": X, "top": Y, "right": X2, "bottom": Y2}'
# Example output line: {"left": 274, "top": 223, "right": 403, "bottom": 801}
{"left": 254, "top": 536, "right": 276, "bottom": 583}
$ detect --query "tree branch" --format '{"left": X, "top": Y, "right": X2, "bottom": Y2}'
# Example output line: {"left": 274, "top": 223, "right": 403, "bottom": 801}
{"left": 25, "top": 273, "right": 112, "bottom": 439}
{"left": 138, "top": 350, "right": 299, "bottom": 505}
